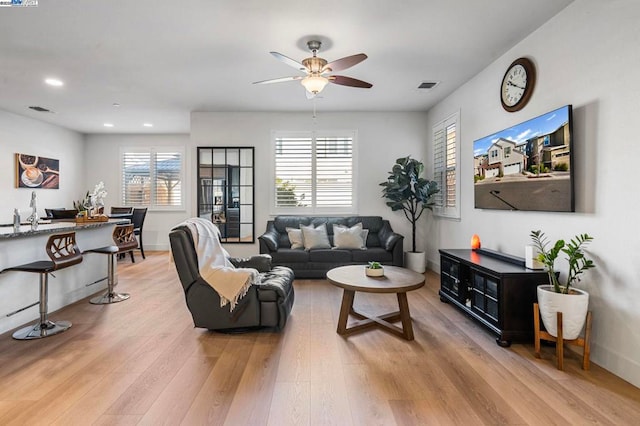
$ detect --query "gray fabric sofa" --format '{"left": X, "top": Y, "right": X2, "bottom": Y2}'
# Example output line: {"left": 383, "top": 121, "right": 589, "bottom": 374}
{"left": 169, "top": 225, "right": 294, "bottom": 331}
{"left": 258, "top": 216, "right": 404, "bottom": 279}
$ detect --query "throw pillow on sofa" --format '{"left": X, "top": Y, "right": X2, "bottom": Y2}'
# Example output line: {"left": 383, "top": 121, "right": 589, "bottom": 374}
{"left": 300, "top": 223, "right": 331, "bottom": 250}
{"left": 333, "top": 223, "right": 369, "bottom": 249}
{"left": 285, "top": 227, "right": 304, "bottom": 249}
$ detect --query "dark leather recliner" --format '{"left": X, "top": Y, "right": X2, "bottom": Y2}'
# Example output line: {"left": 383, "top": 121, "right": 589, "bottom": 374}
{"left": 169, "top": 225, "right": 295, "bottom": 331}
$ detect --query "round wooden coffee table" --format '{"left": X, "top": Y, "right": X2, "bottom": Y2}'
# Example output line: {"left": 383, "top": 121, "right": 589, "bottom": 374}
{"left": 327, "top": 265, "right": 425, "bottom": 340}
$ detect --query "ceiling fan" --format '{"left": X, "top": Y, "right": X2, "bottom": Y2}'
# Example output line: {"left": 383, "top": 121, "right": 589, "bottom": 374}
{"left": 253, "top": 40, "right": 373, "bottom": 97}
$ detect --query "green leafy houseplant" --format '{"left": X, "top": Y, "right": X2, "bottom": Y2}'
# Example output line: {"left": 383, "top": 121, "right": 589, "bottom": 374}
{"left": 380, "top": 156, "right": 439, "bottom": 253}
{"left": 530, "top": 230, "right": 595, "bottom": 294}
{"left": 365, "top": 260, "right": 384, "bottom": 277}
{"left": 73, "top": 182, "right": 108, "bottom": 213}
{"left": 367, "top": 261, "right": 382, "bottom": 269}
{"left": 73, "top": 191, "right": 91, "bottom": 212}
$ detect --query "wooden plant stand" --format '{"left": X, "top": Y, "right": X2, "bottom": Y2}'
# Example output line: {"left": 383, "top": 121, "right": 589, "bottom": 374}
{"left": 533, "top": 303, "right": 592, "bottom": 370}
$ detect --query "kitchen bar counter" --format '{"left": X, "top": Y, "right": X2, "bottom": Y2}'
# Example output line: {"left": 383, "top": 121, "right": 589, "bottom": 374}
{"left": 0, "top": 219, "right": 127, "bottom": 239}
{"left": 0, "top": 219, "right": 129, "bottom": 336}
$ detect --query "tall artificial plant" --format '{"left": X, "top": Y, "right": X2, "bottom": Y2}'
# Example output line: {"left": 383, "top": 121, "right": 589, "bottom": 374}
{"left": 530, "top": 230, "right": 595, "bottom": 294}
{"left": 380, "top": 156, "right": 439, "bottom": 253}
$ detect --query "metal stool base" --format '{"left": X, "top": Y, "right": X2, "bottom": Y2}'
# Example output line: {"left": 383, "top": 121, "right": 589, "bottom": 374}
{"left": 12, "top": 320, "right": 72, "bottom": 340}
{"left": 90, "top": 292, "right": 130, "bottom": 304}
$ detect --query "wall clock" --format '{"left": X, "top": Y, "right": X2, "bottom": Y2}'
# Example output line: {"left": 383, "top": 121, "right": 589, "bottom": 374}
{"left": 500, "top": 57, "right": 536, "bottom": 112}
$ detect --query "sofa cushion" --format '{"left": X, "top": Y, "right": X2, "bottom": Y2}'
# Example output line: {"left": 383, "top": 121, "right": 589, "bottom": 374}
{"left": 333, "top": 223, "right": 368, "bottom": 249}
{"left": 271, "top": 249, "right": 309, "bottom": 263}
{"left": 352, "top": 247, "right": 393, "bottom": 263}
{"left": 301, "top": 223, "right": 331, "bottom": 250}
{"left": 274, "top": 216, "right": 312, "bottom": 233}
{"left": 286, "top": 227, "right": 304, "bottom": 249}
{"left": 349, "top": 216, "right": 383, "bottom": 232}
{"left": 312, "top": 217, "right": 349, "bottom": 232}
{"left": 309, "top": 248, "right": 352, "bottom": 263}
{"left": 350, "top": 216, "right": 384, "bottom": 247}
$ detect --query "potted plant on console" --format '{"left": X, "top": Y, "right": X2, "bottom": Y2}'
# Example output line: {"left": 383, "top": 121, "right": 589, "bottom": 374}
{"left": 530, "top": 230, "right": 595, "bottom": 340}
{"left": 380, "top": 156, "right": 439, "bottom": 273}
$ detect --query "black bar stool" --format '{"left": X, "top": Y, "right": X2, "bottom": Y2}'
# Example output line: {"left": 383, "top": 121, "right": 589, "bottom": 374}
{"left": 83, "top": 224, "right": 138, "bottom": 304}
{"left": 3, "top": 232, "right": 83, "bottom": 340}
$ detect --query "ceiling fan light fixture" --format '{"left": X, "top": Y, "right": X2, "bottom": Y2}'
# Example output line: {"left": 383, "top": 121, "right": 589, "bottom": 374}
{"left": 301, "top": 75, "right": 329, "bottom": 94}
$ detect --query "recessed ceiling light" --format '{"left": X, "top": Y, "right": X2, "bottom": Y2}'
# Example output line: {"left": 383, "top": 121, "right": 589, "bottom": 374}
{"left": 45, "top": 78, "right": 64, "bottom": 87}
{"left": 112, "top": 103, "right": 121, "bottom": 107}
{"left": 103, "top": 123, "right": 114, "bottom": 128}
{"left": 143, "top": 123, "right": 153, "bottom": 127}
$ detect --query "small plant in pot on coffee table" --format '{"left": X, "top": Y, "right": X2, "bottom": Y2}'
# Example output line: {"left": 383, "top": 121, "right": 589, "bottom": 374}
{"left": 367, "top": 261, "right": 382, "bottom": 269}
{"left": 366, "top": 261, "right": 384, "bottom": 277}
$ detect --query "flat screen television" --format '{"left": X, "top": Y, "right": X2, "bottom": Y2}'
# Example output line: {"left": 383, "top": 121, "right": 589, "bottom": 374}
{"left": 473, "top": 105, "right": 574, "bottom": 212}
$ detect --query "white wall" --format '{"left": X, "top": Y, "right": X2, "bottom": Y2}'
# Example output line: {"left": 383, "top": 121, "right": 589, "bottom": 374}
{"left": 191, "top": 112, "right": 428, "bottom": 257}
{"left": 0, "top": 109, "right": 85, "bottom": 222}
{"left": 83, "top": 134, "right": 191, "bottom": 251}
{"left": 424, "top": 0, "right": 640, "bottom": 387}
{"left": 85, "top": 113, "right": 429, "bottom": 257}
{"left": 0, "top": 109, "right": 92, "bottom": 334}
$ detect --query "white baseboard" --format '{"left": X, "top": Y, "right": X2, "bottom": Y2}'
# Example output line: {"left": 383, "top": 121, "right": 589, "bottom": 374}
{"left": 590, "top": 342, "right": 640, "bottom": 389}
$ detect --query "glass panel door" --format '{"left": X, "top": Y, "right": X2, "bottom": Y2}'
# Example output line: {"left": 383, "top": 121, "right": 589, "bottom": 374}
{"left": 197, "top": 147, "right": 255, "bottom": 243}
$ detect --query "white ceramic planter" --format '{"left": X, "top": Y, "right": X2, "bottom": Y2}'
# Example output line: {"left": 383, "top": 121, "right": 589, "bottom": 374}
{"left": 405, "top": 251, "right": 426, "bottom": 273}
{"left": 537, "top": 285, "right": 589, "bottom": 340}
{"left": 365, "top": 267, "right": 384, "bottom": 277}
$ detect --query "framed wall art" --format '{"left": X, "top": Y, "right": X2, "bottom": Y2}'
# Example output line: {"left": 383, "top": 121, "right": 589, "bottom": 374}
{"left": 15, "top": 153, "right": 60, "bottom": 189}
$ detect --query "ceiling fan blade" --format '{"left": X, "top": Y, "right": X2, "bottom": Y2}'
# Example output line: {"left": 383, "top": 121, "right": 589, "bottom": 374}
{"left": 329, "top": 75, "right": 373, "bottom": 88}
{"left": 322, "top": 53, "right": 367, "bottom": 73}
{"left": 270, "top": 51, "right": 307, "bottom": 72}
{"left": 253, "top": 76, "right": 303, "bottom": 85}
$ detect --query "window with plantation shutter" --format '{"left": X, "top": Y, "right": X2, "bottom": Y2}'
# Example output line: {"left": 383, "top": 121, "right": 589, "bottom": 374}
{"left": 433, "top": 112, "right": 460, "bottom": 219}
{"left": 121, "top": 148, "right": 184, "bottom": 210}
{"left": 274, "top": 135, "right": 313, "bottom": 209}
{"left": 272, "top": 131, "right": 356, "bottom": 214}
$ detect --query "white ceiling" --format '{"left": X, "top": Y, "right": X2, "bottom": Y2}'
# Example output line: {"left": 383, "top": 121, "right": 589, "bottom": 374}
{"left": 0, "top": 0, "right": 573, "bottom": 134}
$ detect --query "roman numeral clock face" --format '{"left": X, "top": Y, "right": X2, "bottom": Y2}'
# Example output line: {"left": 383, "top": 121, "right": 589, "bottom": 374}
{"left": 500, "top": 58, "right": 536, "bottom": 112}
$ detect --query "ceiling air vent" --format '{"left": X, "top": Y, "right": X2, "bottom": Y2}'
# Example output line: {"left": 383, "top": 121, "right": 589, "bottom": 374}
{"left": 28, "top": 106, "right": 53, "bottom": 113}
{"left": 418, "top": 82, "right": 439, "bottom": 89}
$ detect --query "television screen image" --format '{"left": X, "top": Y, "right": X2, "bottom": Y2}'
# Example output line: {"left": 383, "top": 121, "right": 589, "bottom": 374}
{"left": 473, "top": 105, "right": 574, "bottom": 212}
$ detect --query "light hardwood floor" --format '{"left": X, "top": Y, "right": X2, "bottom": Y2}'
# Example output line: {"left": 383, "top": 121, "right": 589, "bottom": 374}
{"left": 1, "top": 251, "right": 639, "bottom": 425}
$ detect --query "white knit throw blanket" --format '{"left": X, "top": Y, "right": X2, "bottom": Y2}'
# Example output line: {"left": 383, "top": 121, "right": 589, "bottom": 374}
{"left": 178, "top": 217, "right": 258, "bottom": 311}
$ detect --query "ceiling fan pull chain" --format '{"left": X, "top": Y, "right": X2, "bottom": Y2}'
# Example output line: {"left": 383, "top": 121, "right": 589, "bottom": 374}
{"left": 312, "top": 97, "right": 317, "bottom": 121}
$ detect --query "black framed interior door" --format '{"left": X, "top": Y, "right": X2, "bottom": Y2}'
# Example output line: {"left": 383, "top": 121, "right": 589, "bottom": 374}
{"left": 197, "top": 147, "right": 254, "bottom": 243}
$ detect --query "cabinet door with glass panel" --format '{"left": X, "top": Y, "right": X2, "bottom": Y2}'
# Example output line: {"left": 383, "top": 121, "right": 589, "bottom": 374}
{"left": 197, "top": 147, "right": 254, "bottom": 243}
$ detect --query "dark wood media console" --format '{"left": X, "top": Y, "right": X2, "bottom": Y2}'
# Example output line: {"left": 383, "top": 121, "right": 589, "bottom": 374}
{"left": 439, "top": 248, "right": 548, "bottom": 347}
